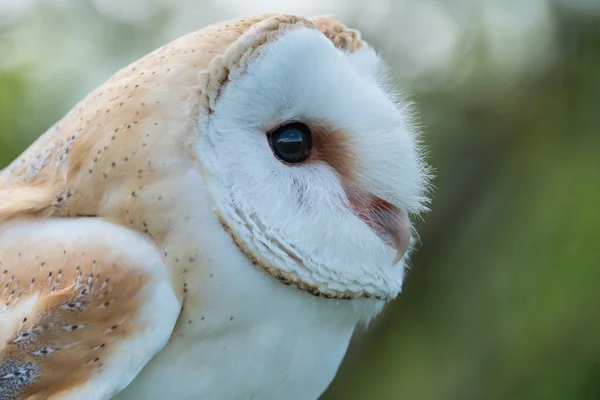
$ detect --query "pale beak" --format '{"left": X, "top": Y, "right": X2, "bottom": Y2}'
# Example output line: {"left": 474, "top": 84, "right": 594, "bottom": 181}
{"left": 346, "top": 190, "right": 412, "bottom": 264}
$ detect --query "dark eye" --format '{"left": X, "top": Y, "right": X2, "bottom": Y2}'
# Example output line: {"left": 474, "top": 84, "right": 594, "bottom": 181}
{"left": 267, "top": 122, "right": 313, "bottom": 164}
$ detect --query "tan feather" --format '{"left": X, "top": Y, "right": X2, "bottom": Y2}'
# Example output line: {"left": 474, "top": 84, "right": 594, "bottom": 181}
{"left": 0, "top": 218, "right": 179, "bottom": 399}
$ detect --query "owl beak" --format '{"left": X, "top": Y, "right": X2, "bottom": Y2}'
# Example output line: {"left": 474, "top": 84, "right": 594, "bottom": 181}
{"left": 347, "top": 190, "right": 412, "bottom": 264}
{"left": 379, "top": 205, "right": 411, "bottom": 264}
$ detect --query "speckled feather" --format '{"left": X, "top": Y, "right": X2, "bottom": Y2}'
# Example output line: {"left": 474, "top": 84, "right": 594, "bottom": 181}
{"left": 0, "top": 224, "right": 149, "bottom": 399}
{"left": 0, "top": 14, "right": 369, "bottom": 399}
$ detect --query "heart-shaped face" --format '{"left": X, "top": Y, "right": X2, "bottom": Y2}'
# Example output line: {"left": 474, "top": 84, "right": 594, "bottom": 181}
{"left": 196, "top": 15, "right": 431, "bottom": 301}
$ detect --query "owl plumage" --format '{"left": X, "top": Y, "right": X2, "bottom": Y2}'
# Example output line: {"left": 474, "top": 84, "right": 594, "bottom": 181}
{"left": 0, "top": 14, "right": 430, "bottom": 400}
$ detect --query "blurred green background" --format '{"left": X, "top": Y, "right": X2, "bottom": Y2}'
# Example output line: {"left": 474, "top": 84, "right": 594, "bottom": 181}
{"left": 1, "top": 0, "right": 599, "bottom": 399}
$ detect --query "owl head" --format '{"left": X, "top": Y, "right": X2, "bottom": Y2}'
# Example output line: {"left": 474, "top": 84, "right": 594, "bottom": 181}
{"left": 193, "top": 15, "right": 431, "bottom": 302}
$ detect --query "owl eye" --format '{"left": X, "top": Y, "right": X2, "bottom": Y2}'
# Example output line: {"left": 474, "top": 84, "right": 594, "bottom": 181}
{"left": 268, "top": 122, "right": 313, "bottom": 164}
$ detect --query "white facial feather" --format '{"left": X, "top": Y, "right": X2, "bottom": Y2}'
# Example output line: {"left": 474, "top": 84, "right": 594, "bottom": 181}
{"left": 196, "top": 27, "right": 430, "bottom": 301}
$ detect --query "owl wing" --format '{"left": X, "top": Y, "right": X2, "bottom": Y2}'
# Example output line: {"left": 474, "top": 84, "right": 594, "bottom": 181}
{"left": 0, "top": 217, "right": 181, "bottom": 400}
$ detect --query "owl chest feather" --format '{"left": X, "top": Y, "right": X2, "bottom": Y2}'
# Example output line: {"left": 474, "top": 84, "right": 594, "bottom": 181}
{"left": 116, "top": 257, "right": 359, "bottom": 400}
{"left": 115, "top": 245, "right": 357, "bottom": 398}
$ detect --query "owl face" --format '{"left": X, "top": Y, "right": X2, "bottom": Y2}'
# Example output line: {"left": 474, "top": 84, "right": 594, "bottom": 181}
{"left": 196, "top": 21, "right": 430, "bottom": 301}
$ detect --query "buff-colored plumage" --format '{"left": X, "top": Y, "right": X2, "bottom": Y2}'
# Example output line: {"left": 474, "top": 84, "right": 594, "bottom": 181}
{"left": 0, "top": 14, "right": 426, "bottom": 400}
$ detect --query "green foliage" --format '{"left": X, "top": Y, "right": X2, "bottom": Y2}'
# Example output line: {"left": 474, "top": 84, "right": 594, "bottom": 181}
{"left": 0, "top": 68, "right": 30, "bottom": 166}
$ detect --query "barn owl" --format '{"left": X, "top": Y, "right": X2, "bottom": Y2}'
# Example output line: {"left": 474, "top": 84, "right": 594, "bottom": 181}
{"left": 0, "top": 13, "right": 430, "bottom": 400}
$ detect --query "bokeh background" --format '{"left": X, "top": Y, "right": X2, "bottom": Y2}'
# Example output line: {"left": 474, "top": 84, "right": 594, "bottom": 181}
{"left": 1, "top": 0, "right": 599, "bottom": 399}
